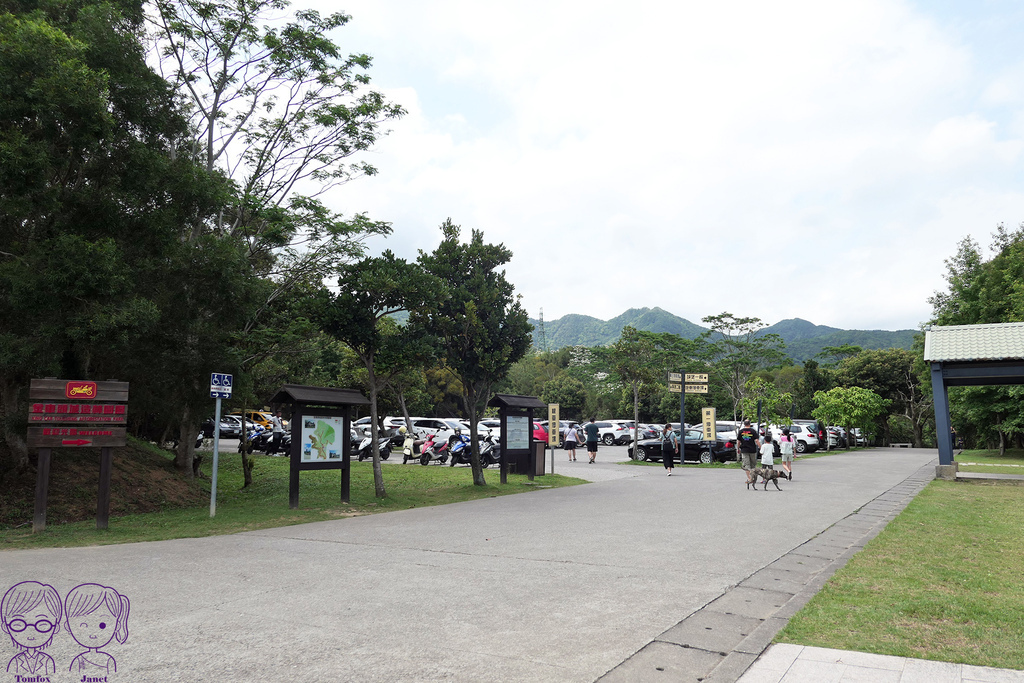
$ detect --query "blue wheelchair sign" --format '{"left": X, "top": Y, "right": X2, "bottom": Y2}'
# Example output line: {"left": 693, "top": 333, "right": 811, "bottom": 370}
{"left": 210, "top": 373, "right": 233, "bottom": 398}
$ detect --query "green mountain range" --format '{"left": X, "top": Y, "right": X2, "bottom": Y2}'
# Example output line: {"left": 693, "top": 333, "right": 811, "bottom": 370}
{"left": 529, "top": 307, "right": 918, "bottom": 362}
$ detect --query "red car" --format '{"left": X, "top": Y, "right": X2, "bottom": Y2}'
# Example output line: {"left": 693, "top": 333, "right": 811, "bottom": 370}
{"left": 533, "top": 422, "right": 548, "bottom": 443}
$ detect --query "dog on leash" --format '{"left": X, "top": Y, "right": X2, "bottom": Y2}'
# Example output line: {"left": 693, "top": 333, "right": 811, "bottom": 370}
{"left": 748, "top": 466, "right": 783, "bottom": 491}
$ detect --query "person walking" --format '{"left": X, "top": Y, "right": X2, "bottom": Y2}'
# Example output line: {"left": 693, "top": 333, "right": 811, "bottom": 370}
{"left": 269, "top": 410, "right": 285, "bottom": 456}
{"left": 760, "top": 432, "right": 776, "bottom": 471}
{"left": 661, "top": 424, "right": 679, "bottom": 475}
{"left": 779, "top": 427, "right": 796, "bottom": 480}
{"left": 564, "top": 423, "right": 580, "bottom": 461}
{"left": 583, "top": 417, "right": 600, "bottom": 463}
{"left": 736, "top": 419, "right": 760, "bottom": 486}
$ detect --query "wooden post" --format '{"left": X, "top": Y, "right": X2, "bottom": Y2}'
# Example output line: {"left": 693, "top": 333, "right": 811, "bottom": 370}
{"left": 97, "top": 446, "right": 113, "bottom": 529}
{"left": 33, "top": 448, "right": 52, "bottom": 533}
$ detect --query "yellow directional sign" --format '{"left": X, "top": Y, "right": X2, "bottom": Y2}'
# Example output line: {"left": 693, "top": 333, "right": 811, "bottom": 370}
{"left": 685, "top": 373, "right": 709, "bottom": 383}
{"left": 685, "top": 384, "right": 709, "bottom": 394}
{"left": 668, "top": 372, "right": 682, "bottom": 382}
{"left": 702, "top": 407, "right": 716, "bottom": 441}
{"left": 548, "top": 404, "right": 560, "bottom": 446}
{"left": 667, "top": 383, "right": 682, "bottom": 393}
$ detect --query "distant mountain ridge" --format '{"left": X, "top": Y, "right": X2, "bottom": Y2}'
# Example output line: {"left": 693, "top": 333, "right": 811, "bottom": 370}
{"left": 529, "top": 308, "right": 917, "bottom": 362}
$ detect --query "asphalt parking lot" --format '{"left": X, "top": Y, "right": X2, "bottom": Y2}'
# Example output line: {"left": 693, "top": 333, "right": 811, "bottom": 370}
{"left": 1, "top": 447, "right": 937, "bottom": 682}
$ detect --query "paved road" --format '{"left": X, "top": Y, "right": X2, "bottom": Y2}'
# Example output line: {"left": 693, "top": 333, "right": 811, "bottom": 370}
{"left": 0, "top": 447, "right": 935, "bottom": 682}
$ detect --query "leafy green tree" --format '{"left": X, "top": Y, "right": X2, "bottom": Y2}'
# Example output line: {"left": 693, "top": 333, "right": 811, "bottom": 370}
{"left": 540, "top": 374, "right": 586, "bottom": 420}
{"left": 0, "top": 0, "right": 229, "bottom": 475}
{"left": 740, "top": 377, "right": 792, "bottom": 429}
{"left": 812, "top": 386, "right": 890, "bottom": 449}
{"left": 610, "top": 326, "right": 659, "bottom": 446}
{"left": 414, "top": 219, "right": 532, "bottom": 486}
{"left": 701, "top": 313, "right": 786, "bottom": 421}
{"left": 837, "top": 347, "right": 931, "bottom": 447}
{"left": 316, "top": 252, "right": 443, "bottom": 497}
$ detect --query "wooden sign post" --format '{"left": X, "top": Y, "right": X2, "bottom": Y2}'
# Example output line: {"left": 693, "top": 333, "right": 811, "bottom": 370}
{"left": 27, "top": 378, "right": 129, "bottom": 532}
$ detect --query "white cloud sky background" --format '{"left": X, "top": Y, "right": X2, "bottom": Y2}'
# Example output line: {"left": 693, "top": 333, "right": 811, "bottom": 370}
{"left": 305, "top": 0, "right": 1024, "bottom": 331}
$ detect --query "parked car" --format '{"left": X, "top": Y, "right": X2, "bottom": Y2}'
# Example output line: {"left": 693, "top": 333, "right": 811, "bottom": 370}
{"left": 201, "top": 414, "right": 252, "bottom": 439}
{"left": 230, "top": 410, "right": 274, "bottom": 429}
{"left": 407, "top": 417, "right": 468, "bottom": 444}
{"left": 587, "top": 420, "right": 632, "bottom": 445}
{"left": 628, "top": 429, "right": 733, "bottom": 464}
{"left": 765, "top": 424, "right": 820, "bottom": 453}
{"left": 533, "top": 421, "right": 548, "bottom": 443}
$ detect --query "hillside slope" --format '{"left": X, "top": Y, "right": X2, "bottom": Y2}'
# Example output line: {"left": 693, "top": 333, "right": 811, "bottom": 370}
{"left": 529, "top": 309, "right": 917, "bottom": 361}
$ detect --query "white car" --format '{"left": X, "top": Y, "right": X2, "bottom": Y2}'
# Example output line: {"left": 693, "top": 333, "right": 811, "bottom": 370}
{"left": 766, "top": 424, "right": 819, "bottom": 453}
{"left": 407, "top": 417, "right": 466, "bottom": 444}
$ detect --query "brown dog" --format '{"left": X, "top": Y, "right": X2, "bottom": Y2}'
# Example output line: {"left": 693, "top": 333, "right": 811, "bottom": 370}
{"left": 751, "top": 467, "right": 783, "bottom": 491}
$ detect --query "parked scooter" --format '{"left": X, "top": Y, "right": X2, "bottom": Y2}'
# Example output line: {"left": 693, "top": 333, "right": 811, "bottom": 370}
{"left": 356, "top": 428, "right": 391, "bottom": 461}
{"left": 418, "top": 432, "right": 450, "bottom": 465}
{"left": 479, "top": 430, "right": 501, "bottom": 467}
{"left": 447, "top": 430, "right": 501, "bottom": 467}
{"left": 237, "top": 424, "right": 267, "bottom": 453}
{"left": 400, "top": 427, "right": 423, "bottom": 464}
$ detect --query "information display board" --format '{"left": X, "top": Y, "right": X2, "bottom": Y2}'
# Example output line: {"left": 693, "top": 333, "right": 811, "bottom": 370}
{"left": 301, "top": 415, "right": 346, "bottom": 461}
{"left": 506, "top": 415, "right": 530, "bottom": 450}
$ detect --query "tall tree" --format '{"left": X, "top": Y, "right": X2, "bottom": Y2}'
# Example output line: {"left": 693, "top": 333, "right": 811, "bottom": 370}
{"left": 611, "top": 326, "right": 659, "bottom": 448}
{"left": 812, "top": 386, "right": 890, "bottom": 448}
{"left": 316, "top": 252, "right": 443, "bottom": 498}
{"left": 701, "top": 313, "right": 786, "bottom": 421}
{"left": 414, "top": 219, "right": 532, "bottom": 486}
{"left": 0, "top": 0, "right": 227, "bottom": 475}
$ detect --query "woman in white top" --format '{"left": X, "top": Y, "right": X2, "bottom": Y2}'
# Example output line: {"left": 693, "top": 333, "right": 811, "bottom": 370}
{"left": 778, "top": 427, "right": 796, "bottom": 480}
{"left": 759, "top": 433, "right": 776, "bottom": 469}
{"left": 563, "top": 424, "right": 579, "bottom": 461}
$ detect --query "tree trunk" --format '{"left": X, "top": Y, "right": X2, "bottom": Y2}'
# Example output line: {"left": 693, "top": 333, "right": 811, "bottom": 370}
{"left": 398, "top": 391, "right": 413, "bottom": 431}
{"left": 0, "top": 378, "right": 29, "bottom": 474}
{"left": 368, "top": 380, "right": 387, "bottom": 499}
{"left": 175, "top": 404, "right": 195, "bottom": 478}
{"left": 239, "top": 406, "right": 253, "bottom": 488}
{"left": 998, "top": 429, "right": 1006, "bottom": 457}
{"left": 463, "top": 386, "right": 485, "bottom": 486}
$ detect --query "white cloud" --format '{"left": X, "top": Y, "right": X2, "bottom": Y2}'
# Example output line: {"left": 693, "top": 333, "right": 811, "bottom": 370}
{"left": 313, "top": 0, "right": 1024, "bottom": 331}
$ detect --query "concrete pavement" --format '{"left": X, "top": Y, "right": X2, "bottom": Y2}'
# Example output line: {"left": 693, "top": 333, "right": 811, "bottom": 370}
{"left": 0, "top": 447, "right": 967, "bottom": 682}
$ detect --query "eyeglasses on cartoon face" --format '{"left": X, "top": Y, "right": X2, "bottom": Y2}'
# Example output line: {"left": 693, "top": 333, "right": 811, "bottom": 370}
{"left": 6, "top": 618, "right": 54, "bottom": 633}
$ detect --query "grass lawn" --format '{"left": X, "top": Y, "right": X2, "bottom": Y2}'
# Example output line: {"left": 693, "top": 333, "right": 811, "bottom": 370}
{"left": 0, "top": 443, "right": 585, "bottom": 551}
{"left": 775, "top": 478, "right": 1024, "bottom": 670}
{"left": 956, "top": 448, "right": 1024, "bottom": 475}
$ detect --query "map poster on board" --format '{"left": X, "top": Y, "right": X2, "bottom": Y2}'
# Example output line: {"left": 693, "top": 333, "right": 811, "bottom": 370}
{"left": 301, "top": 415, "right": 345, "bottom": 462}
{"left": 506, "top": 415, "right": 530, "bottom": 450}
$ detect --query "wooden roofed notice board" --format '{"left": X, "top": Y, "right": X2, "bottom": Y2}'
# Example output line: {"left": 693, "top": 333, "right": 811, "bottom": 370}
{"left": 268, "top": 384, "right": 369, "bottom": 508}
{"left": 27, "top": 378, "right": 130, "bottom": 532}
{"left": 487, "top": 393, "right": 547, "bottom": 482}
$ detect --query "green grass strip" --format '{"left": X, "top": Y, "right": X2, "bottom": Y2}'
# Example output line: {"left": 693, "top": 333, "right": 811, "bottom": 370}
{"left": 1, "top": 449, "right": 585, "bottom": 550}
{"left": 776, "top": 479, "right": 1024, "bottom": 669}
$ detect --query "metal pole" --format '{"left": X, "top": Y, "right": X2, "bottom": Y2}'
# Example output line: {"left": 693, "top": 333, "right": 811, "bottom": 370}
{"left": 680, "top": 370, "right": 686, "bottom": 431}
{"left": 210, "top": 396, "right": 222, "bottom": 517}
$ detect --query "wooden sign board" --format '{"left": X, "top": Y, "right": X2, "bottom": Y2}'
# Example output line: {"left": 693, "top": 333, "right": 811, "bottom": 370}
{"left": 27, "top": 427, "right": 127, "bottom": 448}
{"left": 685, "top": 373, "right": 709, "bottom": 383}
{"left": 667, "top": 383, "right": 682, "bottom": 393}
{"left": 702, "top": 407, "right": 717, "bottom": 441}
{"left": 684, "top": 384, "right": 709, "bottom": 394}
{"left": 26, "top": 378, "right": 130, "bottom": 533}
{"left": 667, "top": 372, "right": 682, "bottom": 382}
{"left": 27, "top": 379, "right": 128, "bottom": 448}
{"left": 547, "top": 404, "right": 560, "bottom": 447}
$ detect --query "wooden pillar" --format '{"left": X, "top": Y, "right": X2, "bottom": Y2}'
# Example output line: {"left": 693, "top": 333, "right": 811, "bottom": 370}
{"left": 33, "top": 448, "right": 52, "bottom": 533}
{"left": 97, "top": 446, "right": 113, "bottom": 529}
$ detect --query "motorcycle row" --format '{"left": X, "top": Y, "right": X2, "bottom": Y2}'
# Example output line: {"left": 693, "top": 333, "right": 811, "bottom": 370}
{"left": 234, "top": 423, "right": 501, "bottom": 468}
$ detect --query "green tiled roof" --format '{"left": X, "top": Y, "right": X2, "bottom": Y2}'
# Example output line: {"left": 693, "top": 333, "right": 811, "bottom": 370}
{"left": 923, "top": 322, "right": 1024, "bottom": 362}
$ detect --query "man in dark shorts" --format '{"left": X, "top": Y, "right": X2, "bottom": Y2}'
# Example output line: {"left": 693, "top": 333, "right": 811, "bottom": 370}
{"left": 583, "top": 417, "right": 600, "bottom": 463}
{"left": 735, "top": 419, "right": 760, "bottom": 485}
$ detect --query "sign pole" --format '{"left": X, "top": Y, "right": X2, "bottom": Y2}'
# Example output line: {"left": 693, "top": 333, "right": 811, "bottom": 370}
{"left": 97, "top": 446, "right": 113, "bottom": 529}
{"left": 208, "top": 372, "right": 232, "bottom": 517}
{"left": 680, "top": 370, "right": 686, "bottom": 432}
{"left": 210, "top": 396, "right": 222, "bottom": 517}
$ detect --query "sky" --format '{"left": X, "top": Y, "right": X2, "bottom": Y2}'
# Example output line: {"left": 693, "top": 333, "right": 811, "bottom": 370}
{"left": 303, "top": 0, "right": 1024, "bottom": 331}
